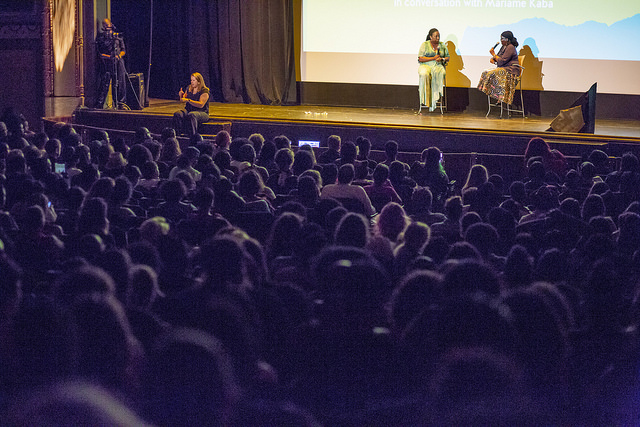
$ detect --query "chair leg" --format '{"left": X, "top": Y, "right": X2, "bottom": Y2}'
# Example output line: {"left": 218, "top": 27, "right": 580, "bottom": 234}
{"left": 486, "top": 95, "right": 492, "bottom": 118}
{"left": 506, "top": 83, "right": 525, "bottom": 118}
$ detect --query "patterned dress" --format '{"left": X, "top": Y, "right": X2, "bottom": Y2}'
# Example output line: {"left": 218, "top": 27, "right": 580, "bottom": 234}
{"left": 477, "top": 44, "right": 520, "bottom": 105}
{"left": 418, "top": 41, "right": 448, "bottom": 112}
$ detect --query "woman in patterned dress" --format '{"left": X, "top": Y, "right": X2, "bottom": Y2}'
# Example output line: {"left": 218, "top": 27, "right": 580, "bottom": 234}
{"left": 477, "top": 31, "right": 520, "bottom": 105}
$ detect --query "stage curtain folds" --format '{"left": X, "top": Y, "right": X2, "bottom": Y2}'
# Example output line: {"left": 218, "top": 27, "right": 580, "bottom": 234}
{"left": 150, "top": 0, "right": 296, "bottom": 106}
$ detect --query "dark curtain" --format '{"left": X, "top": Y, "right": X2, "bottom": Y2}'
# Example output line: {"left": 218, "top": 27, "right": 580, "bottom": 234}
{"left": 115, "top": 0, "right": 296, "bottom": 105}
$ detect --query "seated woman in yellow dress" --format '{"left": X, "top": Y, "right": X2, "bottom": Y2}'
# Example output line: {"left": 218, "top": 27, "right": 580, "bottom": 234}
{"left": 477, "top": 30, "right": 520, "bottom": 105}
{"left": 418, "top": 28, "right": 449, "bottom": 112}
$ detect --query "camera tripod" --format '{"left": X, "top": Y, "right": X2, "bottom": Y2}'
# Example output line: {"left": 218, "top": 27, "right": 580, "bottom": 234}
{"left": 101, "top": 54, "right": 130, "bottom": 110}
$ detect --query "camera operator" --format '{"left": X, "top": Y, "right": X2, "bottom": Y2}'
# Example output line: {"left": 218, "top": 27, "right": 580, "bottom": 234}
{"left": 95, "top": 18, "right": 127, "bottom": 108}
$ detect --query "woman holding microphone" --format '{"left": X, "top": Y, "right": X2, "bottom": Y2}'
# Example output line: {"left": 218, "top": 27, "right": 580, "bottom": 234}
{"left": 173, "top": 72, "right": 210, "bottom": 137}
{"left": 477, "top": 31, "right": 520, "bottom": 105}
{"left": 418, "top": 28, "right": 449, "bottom": 113}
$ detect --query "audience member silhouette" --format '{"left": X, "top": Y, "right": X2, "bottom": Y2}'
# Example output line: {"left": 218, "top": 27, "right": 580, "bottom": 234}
{"left": 1, "top": 110, "right": 640, "bottom": 425}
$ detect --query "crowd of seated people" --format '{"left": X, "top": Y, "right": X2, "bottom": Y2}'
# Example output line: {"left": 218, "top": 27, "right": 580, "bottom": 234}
{"left": 1, "top": 105, "right": 640, "bottom": 425}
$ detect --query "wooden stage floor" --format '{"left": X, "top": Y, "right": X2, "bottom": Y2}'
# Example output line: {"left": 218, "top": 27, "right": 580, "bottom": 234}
{"left": 142, "top": 99, "right": 640, "bottom": 140}
{"left": 48, "top": 96, "right": 640, "bottom": 139}
{"left": 142, "top": 99, "right": 640, "bottom": 138}
{"left": 57, "top": 96, "right": 640, "bottom": 157}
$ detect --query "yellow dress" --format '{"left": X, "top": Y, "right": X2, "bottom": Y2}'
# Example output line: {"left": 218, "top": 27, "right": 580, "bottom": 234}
{"left": 418, "top": 41, "right": 448, "bottom": 111}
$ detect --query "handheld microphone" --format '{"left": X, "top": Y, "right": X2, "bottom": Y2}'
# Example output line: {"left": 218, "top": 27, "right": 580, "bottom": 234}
{"left": 492, "top": 42, "right": 499, "bottom": 50}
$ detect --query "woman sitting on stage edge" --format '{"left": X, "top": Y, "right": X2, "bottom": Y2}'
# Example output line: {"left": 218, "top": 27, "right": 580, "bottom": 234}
{"left": 418, "top": 28, "right": 449, "bottom": 112}
{"left": 173, "top": 72, "right": 210, "bottom": 137}
{"left": 477, "top": 30, "right": 520, "bottom": 105}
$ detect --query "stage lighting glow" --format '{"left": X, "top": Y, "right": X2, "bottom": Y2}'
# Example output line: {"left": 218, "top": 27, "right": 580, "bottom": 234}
{"left": 52, "top": 0, "right": 75, "bottom": 72}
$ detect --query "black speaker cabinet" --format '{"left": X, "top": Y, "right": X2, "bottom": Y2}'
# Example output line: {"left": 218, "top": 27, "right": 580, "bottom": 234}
{"left": 127, "top": 73, "right": 145, "bottom": 110}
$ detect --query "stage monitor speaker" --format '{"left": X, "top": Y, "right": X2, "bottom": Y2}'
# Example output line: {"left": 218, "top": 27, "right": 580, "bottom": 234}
{"left": 127, "top": 73, "right": 145, "bottom": 110}
{"left": 547, "top": 82, "right": 596, "bottom": 134}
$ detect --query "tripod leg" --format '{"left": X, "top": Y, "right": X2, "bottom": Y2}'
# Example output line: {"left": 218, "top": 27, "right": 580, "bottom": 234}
{"left": 96, "top": 71, "right": 112, "bottom": 108}
{"left": 117, "top": 59, "right": 127, "bottom": 108}
{"left": 112, "top": 61, "right": 118, "bottom": 109}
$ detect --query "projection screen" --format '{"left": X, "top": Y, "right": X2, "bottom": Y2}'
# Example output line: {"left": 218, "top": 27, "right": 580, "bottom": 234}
{"left": 300, "top": 0, "right": 640, "bottom": 94}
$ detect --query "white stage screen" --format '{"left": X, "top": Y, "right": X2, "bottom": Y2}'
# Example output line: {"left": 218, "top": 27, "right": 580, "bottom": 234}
{"left": 301, "top": 0, "right": 640, "bottom": 94}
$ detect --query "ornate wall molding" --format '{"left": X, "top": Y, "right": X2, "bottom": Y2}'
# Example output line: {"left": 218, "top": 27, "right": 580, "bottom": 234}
{"left": 44, "top": 1, "right": 54, "bottom": 96}
{"left": 0, "top": 23, "right": 41, "bottom": 39}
